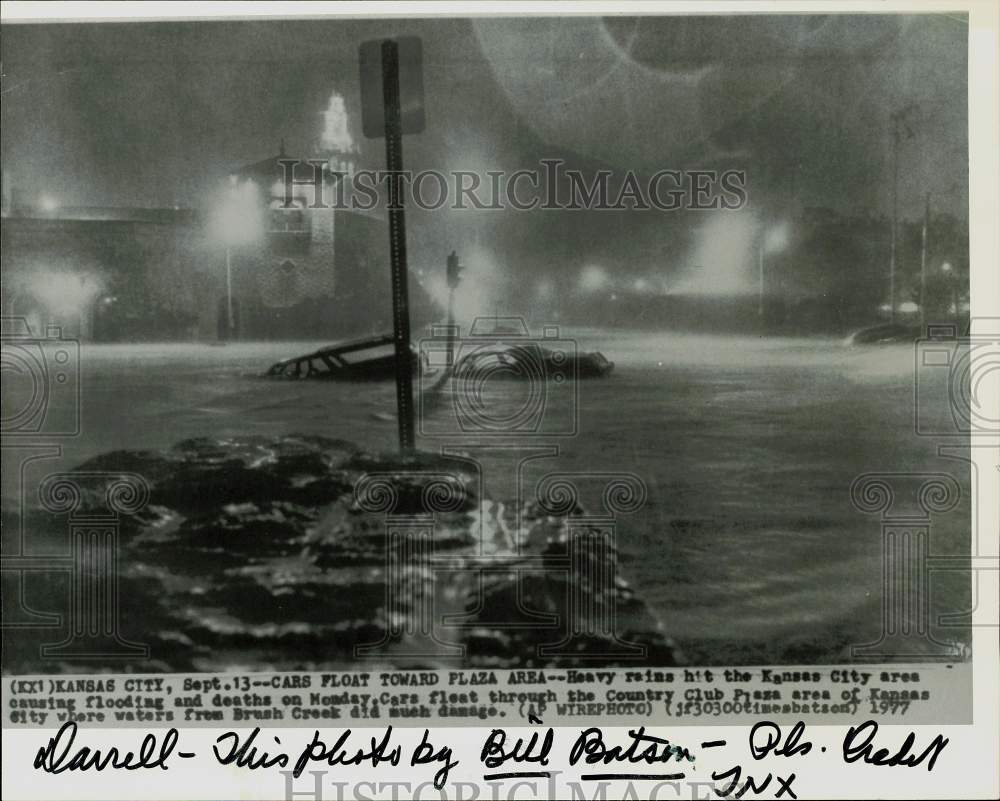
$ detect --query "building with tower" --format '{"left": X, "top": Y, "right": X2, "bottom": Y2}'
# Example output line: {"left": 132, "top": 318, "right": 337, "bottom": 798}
{"left": 1, "top": 143, "right": 437, "bottom": 342}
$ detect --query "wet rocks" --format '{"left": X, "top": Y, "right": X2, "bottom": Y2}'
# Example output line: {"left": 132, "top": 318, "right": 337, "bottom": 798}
{"left": 9, "top": 434, "right": 680, "bottom": 673}
{"left": 79, "top": 434, "right": 359, "bottom": 517}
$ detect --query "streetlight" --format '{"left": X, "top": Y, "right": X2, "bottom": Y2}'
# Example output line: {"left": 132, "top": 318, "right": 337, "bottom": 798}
{"left": 759, "top": 223, "right": 789, "bottom": 317}
{"left": 579, "top": 264, "right": 609, "bottom": 293}
{"left": 214, "top": 177, "right": 262, "bottom": 340}
{"left": 940, "top": 261, "right": 960, "bottom": 323}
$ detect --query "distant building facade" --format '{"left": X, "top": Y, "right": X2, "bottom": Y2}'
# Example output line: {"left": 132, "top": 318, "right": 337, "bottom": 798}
{"left": 1, "top": 206, "right": 205, "bottom": 341}
{"left": 1, "top": 151, "right": 436, "bottom": 341}
{"left": 221, "top": 149, "right": 429, "bottom": 341}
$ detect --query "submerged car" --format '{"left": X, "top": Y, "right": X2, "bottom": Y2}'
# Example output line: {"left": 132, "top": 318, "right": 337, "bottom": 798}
{"left": 845, "top": 323, "right": 922, "bottom": 346}
{"left": 266, "top": 335, "right": 613, "bottom": 381}
{"left": 265, "top": 334, "right": 419, "bottom": 380}
{"left": 452, "top": 343, "right": 614, "bottom": 379}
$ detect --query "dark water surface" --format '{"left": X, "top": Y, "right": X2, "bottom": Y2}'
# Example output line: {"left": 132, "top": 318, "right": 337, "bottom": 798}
{"left": 2, "top": 330, "right": 971, "bottom": 665}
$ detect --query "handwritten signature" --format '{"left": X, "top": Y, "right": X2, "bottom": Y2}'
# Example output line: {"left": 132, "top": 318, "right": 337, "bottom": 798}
{"left": 31, "top": 717, "right": 948, "bottom": 798}
{"left": 33, "top": 721, "right": 194, "bottom": 773}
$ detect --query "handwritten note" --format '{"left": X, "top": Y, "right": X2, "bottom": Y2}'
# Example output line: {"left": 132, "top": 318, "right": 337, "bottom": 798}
{"left": 32, "top": 717, "right": 949, "bottom": 798}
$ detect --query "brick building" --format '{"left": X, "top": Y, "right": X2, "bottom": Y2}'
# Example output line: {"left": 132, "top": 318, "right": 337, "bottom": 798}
{"left": 221, "top": 149, "right": 437, "bottom": 341}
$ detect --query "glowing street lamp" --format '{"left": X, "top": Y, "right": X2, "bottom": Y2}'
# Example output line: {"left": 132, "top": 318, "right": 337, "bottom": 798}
{"left": 29, "top": 270, "right": 100, "bottom": 318}
{"left": 579, "top": 264, "right": 609, "bottom": 293}
{"left": 940, "top": 261, "right": 960, "bottom": 321}
{"left": 758, "top": 222, "right": 789, "bottom": 316}
{"left": 214, "top": 177, "right": 262, "bottom": 339}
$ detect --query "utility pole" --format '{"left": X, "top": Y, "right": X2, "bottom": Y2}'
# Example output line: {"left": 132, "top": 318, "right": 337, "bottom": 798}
{"left": 920, "top": 192, "right": 930, "bottom": 328}
{"left": 888, "top": 104, "right": 917, "bottom": 324}
{"left": 889, "top": 116, "right": 901, "bottom": 323}
{"left": 758, "top": 241, "right": 765, "bottom": 317}
{"left": 446, "top": 250, "right": 462, "bottom": 369}
{"left": 225, "top": 246, "right": 234, "bottom": 339}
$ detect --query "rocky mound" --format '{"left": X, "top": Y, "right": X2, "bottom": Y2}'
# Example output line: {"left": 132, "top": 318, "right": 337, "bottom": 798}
{"left": 5, "top": 435, "right": 680, "bottom": 673}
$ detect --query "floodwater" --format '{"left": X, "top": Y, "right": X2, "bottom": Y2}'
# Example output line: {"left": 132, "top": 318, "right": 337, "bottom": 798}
{"left": 2, "top": 329, "right": 971, "bottom": 664}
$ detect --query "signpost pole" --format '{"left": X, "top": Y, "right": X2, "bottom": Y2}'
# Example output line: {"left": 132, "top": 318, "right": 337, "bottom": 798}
{"left": 380, "top": 40, "right": 415, "bottom": 452}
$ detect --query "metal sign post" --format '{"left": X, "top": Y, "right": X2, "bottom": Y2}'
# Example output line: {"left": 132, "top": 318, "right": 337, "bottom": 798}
{"left": 361, "top": 37, "right": 424, "bottom": 452}
{"left": 380, "top": 40, "right": 415, "bottom": 452}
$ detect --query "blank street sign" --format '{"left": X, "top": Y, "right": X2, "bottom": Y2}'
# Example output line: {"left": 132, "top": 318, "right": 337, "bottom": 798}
{"left": 359, "top": 37, "right": 426, "bottom": 138}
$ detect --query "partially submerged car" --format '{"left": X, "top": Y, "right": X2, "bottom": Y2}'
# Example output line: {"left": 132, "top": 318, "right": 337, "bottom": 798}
{"left": 844, "top": 323, "right": 921, "bottom": 346}
{"left": 265, "top": 334, "right": 419, "bottom": 380}
{"left": 452, "top": 343, "right": 614, "bottom": 379}
{"left": 266, "top": 334, "right": 613, "bottom": 381}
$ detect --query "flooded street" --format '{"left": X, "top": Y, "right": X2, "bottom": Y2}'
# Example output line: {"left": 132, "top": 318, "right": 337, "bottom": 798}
{"left": 2, "top": 10, "right": 991, "bottom": 801}
{"left": 4, "top": 329, "right": 971, "bottom": 664}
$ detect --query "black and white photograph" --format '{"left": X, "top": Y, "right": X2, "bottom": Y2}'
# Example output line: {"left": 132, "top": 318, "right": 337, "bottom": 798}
{"left": 1, "top": 3, "right": 998, "bottom": 797}
{"left": 0, "top": 5, "right": 982, "bottom": 670}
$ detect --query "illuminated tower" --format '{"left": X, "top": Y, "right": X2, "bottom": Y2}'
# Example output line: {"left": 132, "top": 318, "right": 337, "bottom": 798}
{"left": 319, "top": 91, "right": 357, "bottom": 178}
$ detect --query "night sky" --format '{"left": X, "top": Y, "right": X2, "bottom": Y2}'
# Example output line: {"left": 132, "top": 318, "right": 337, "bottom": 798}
{"left": 1, "top": 13, "right": 969, "bottom": 302}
